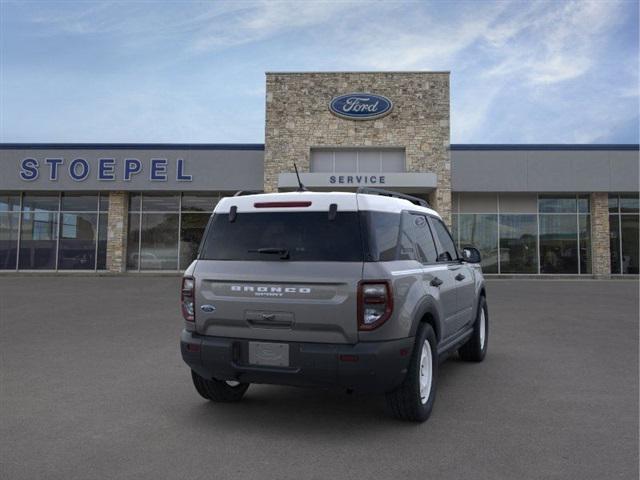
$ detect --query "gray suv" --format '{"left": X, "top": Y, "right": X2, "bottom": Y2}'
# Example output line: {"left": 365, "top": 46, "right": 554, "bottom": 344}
{"left": 180, "top": 188, "right": 488, "bottom": 422}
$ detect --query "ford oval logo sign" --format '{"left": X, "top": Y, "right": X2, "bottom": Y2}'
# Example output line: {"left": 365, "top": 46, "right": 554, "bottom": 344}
{"left": 329, "top": 93, "right": 393, "bottom": 120}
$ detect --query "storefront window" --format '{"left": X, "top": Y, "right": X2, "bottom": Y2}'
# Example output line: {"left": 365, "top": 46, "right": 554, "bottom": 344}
{"left": 142, "top": 193, "right": 180, "bottom": 212}
{"left": 127, "top": 213, "right": 141, "bottom": 270}
{"left": 182, "top": 193, "right": 219, "bottom": 212}
{"left": 538, "top": 196, "right": 577, "bottom": 213}
{"left": 538, "top": 195, "right": 590, "bottom": 274}
{"left": 97, "top": 213, "right": 108, "bottom": 270}
{"left": 22, "top": 193, "right": 59, "bottom": 212}
{"left": 140, "top": 213, "right": 179, "bottom": 270}
{"left": 620, "top": 216, "right": 639, "bottom": 274}
{"left": 58, "top": 212, "right": 98, "bottom": 269}
{"left": 610, "top": 215, "right": 621, "bottom": 274}
{"left": 539, "top": 215, "right": 578, "bottom": 273}
{"left": 458, "top": 214, "right": 498, "bottom": 273}
{"left": 61, "top": 193, "right": 99, "bottom": 211}
{"left": 620, "top": 194, "right": 639, "bottom": 214}
{"left": 57, "top": 193, "right": 105, "bottom": 270}
{"left": 578, "top": 195, "right": 590, "bottom": 214}
{"left": 127, "top": 192, "right": 218, "bottom": 271}
{"left": 19, "top": 193, "right": 59, "bottom": 269}
{"left": 609, "top": 194, "right": 639, "bottom": 274}
{"left": 0, "top": 192, "right": 20, "bottom": 212}
{"left": 579, "top": 215, "right": 591, "bottom": 274}
{"left": 180, "top": 213, "right": 210, "bottom": 269}
{"left": 0, "top": 211, "right": 19, "bottom": 269}
{"left": 0, "top": 192, "right": 108, "bottom": 271}
{"left": 499, "top": 214, "right": 537, "bottom": 274}
{"left": 0, "top": 192, "right": 20, "bottom": 269}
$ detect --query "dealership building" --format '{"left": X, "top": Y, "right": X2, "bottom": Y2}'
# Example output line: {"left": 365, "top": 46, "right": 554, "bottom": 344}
{"left": 0, "top": 72, "right": 638, "bottom": 276}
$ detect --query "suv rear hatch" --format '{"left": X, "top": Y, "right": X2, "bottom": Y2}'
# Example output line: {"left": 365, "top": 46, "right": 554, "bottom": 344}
{"left": 193, "top": 194, "right": 363, "bottom": 344}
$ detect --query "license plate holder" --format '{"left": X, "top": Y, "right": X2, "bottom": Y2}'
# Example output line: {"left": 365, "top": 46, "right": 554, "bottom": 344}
{"left": 248, "top": 342, "right": 290, "bottom": 367}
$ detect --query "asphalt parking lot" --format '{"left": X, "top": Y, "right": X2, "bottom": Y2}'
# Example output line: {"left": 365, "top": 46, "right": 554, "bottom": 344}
{"left": 1, "top": 276, "right": 638, "bottom": 480}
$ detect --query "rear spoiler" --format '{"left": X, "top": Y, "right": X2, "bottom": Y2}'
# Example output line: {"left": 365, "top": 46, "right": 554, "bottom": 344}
{"left": 356, "top": 187, "right": 430, "bottom": 208}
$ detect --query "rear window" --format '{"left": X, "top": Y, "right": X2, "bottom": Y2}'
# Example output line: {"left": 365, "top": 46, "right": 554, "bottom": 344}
{"left": 200, "top": 212, "right": 364, "bottom": 262}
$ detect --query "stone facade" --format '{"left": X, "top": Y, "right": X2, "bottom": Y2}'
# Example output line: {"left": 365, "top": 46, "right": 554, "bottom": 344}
{"left": 106, "top": 191, "right": 129, "bottom": 273}
{"left": 590, "top": 192, "right": 611, "bottom": 277}
{"left": 264, "top": 72, "right": 452, "bottom": 225}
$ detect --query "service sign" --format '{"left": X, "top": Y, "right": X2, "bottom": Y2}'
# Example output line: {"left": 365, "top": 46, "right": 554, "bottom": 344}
{"left": 329, "top": 93, "right": 393, "bottom": 120}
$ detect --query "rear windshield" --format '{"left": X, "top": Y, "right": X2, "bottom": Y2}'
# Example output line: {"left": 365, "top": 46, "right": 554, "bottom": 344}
{"left": 200, "top": 212, "right": 364, "bottom": 262}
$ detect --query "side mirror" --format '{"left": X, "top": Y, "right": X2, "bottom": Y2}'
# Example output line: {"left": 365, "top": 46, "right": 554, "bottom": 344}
{"left": 462, "top": 246, "right": 482, "bottom": 264}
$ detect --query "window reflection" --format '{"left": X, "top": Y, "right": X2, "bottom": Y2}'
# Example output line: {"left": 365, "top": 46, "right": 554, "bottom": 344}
{"left": 126, "top": 213, "right": 141, "bottom": 270}
{"left": 609, "top": 194, "right": 639, "bottom": 274}
{"left": 0, "top": 212, "right": 19, "bottom": 269}
{"left": 458, "top": 214, "right": 498, "bottom": 273}
{"left": 61, "top": 193, "right": 98, "bottom": 211}
{"left": 579, "top": 215, "right": 591, "bottom": 274}
{"left": 140, "top": 213, "right": 179, "bottom": 270}
{"left": 19, "top": 211, "right": 58, "bottom": 269}
{"left": 22, "top": 193, "right": 59, "bottom": 212}
{"left": 609, "top": 215, "right": 621, "bottom": 274}
{"left": 0, "top": 193, "right": 20, "bottom": 212}
{"left": 539, "top": 215, "right": 578, "bottom": 274}
{"left": 499, "top": 215, "right": 537, "bottom": 273}
{"left": 180, "top": 213, "right": 210, "bottom": 269}
{"left": 538, "top": 196, "right": 577, "bottom": 214}
{"left": 128, "top": 193, "right": 218, "bottom": 271}
{"left": 58, "top": 213, "right": 98, "bottom": 270}
{"left": 620, "top": 215, "right": 639, "bottom": 274}
{"left": 181, "top": 193, "right": 219, "bottom": 212}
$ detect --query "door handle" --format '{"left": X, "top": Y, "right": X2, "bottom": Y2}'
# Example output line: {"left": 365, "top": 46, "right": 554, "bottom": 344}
{"left": 455, "top": 273, "right": 465, "bottom": 281}
{"left": 430, "top": 277, "right": 443, "bottom": 287}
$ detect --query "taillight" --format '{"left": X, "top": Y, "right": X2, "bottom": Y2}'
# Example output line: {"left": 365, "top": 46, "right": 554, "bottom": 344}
{"left": 358, "top": 281, "right": 393, "bottom": 331}
{"left": 181, "top": 276, "right": 195, "bottom": 322}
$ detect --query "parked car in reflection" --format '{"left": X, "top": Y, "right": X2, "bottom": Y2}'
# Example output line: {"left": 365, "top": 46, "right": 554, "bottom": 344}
{"left": 128, "top": 250, "right": 178, "bottom": 270}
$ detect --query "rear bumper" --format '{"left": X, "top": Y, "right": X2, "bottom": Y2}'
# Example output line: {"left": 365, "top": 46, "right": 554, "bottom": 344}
{"left": 180, "top": 330, "right": 414, "bottom": 394}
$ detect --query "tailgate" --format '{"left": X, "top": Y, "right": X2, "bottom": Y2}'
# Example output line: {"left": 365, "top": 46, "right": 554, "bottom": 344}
{"left": 194, "top": 260, "right": 362, "bottom": 344}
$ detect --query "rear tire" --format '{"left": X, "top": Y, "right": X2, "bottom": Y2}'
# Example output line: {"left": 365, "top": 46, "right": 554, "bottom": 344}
{"left": 191, "top": 370, "right": 249, "bottom": 402}
{"left": 386, "top": 323, "right": 438, "bottom": 422}
{"left": 459, "top": 295, "right": 488, "bottom": 362}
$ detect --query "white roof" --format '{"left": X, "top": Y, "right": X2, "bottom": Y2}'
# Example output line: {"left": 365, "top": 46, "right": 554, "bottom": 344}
{"left": 215, "top": 191, "right": 441, "bottom": 218}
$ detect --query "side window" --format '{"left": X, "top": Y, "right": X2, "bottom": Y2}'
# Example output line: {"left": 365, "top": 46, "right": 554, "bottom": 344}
{"left": 399, "top": 212, "right": 438, "bottom": 263}
{"left": 398, "top": 214, "right": 417, "bottom": 261}
{"left": 429, "top": 217, "right": 458, "bottom": 262}
{"left": 363, "top": 211, "right": 401, "bottom": 261}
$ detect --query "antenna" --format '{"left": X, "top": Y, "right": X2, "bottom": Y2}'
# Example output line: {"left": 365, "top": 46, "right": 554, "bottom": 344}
{"left": 293, "top": 163, "right": 308, "bottom": 191}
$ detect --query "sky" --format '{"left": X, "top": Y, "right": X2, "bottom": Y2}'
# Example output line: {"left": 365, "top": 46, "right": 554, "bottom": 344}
{"left": 0, "top": 0, "right": 638, "bottom": 144}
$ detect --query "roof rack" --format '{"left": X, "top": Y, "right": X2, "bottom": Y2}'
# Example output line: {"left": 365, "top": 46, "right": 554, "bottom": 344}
{"left": 233, "top": 190, "right": 262, "bottom": 197}
{"left": 356, "top": 187, "right": 430, "bottom": 208}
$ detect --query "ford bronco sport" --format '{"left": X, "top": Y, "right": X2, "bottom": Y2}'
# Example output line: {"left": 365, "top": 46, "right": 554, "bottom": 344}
{"left": 180, "top": 188, "right": 488, "bottom": 422}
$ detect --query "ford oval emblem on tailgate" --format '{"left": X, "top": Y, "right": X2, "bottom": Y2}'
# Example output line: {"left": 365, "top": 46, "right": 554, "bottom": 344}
{"left": 200, "top": 304, "right": 216, "bottom": 313}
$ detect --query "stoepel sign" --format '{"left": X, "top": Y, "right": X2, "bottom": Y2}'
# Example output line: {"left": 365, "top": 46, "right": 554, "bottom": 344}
{"left": 329, "top": 93, "right": 393, "bottom": 120}
{"left": 18, "top": 157, "right": 192, "bottom": 182}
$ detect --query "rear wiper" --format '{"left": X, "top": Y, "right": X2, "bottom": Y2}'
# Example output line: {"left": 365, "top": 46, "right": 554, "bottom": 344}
{"left": 248, "top": 247, "right": 290, "bottom": 260}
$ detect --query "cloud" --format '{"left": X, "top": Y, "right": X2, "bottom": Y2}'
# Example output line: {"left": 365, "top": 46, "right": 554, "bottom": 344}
{"left": 2, "top": 0, "right": 637, "bottom": 143}
{"left": 482, "top": 0, "right": 624, "bottom": 85}
{"left": 188, "top": 1, "right": 367, "bottom": 52}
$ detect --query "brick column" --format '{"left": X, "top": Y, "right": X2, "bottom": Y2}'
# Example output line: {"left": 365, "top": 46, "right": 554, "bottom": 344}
{"left": 106, "top": 191, "right": 129, "bottom": 273}
{"left": 432, "top": 187, "right": 452, "bottom": 228}
{"left": 591, "top": 192, "right": 611, "bottom": 277}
